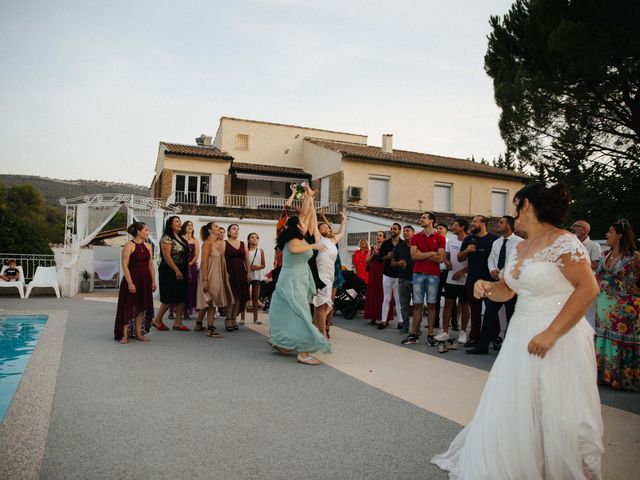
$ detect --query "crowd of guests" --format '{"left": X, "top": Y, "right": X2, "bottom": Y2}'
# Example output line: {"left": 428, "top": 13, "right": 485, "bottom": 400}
{"left": 354, "top": 204, "right": 639, "bottom": 391}
{"left": 111, "top": 183, "right": 639, "bottom": 387}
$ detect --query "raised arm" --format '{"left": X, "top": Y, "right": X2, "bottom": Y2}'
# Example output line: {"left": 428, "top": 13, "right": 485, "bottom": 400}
{"left": 333, "top": 209, "right": 347, "bottom": 243}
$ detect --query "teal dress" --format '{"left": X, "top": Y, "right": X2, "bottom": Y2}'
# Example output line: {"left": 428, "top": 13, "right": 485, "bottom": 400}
{"left": 269, "top": 243, "right": 332, "bottom": 354}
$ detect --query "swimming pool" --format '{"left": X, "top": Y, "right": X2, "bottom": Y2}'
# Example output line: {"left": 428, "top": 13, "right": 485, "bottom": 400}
{"left": 0, "top": 315, "right": 48, "bottom": 422}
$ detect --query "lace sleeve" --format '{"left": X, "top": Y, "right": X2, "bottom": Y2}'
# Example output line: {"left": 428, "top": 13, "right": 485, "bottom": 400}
{"left": 549, "top": 234, "right": 590, "bottom": 268}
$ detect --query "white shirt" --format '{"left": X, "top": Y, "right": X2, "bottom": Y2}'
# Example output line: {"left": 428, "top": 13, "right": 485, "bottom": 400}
{"left": 582, "top": 236, "right": 602, "bottom": 268}
{"left": 446, "top": 235, "right": 468, "bottom": 286}
{"left": 488, "top": 233, "right": 524, "bottom": 273}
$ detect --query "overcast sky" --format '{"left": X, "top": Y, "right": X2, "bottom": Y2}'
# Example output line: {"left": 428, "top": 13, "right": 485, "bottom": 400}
{"left": 1, "top": 0, "right": 515, "bottom": 187}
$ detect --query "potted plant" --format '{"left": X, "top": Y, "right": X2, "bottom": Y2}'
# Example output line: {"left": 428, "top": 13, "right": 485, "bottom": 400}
{"left": 80, "top": 270, "right": 91, "bottom": 293}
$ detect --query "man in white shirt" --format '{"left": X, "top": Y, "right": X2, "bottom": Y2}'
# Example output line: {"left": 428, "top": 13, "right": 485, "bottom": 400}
{"left": 434, "top": 218, "right": 469, "bottom": 348}
{"left": 571, "top": 220, "right": 602, "bottom": 327}
{"left": 467, "top": 215, "right": 523, "bottom": 354}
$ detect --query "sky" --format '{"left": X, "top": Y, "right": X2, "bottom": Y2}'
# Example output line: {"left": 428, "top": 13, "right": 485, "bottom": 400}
{"left": 0, "top": 0, "right": 515, "bottom": 187}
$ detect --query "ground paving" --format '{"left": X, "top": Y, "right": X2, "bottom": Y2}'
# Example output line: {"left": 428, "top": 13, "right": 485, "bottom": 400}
{"left": 0, "top": 294, "right": 638, "bottom": 479}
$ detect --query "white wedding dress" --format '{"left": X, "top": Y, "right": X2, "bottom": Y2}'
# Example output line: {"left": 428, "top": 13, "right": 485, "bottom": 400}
{"left": 432, "top": 233, "right": 604, "bottom": 479}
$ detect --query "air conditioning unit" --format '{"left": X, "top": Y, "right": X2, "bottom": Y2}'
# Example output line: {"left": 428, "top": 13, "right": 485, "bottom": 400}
{"left": 347, "top": 186, "right": 362, "bottom": 200}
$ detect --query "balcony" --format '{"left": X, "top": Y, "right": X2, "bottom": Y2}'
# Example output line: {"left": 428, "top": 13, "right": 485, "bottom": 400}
{"left": 167, "top": 192, "right": 339, "bottom": 214}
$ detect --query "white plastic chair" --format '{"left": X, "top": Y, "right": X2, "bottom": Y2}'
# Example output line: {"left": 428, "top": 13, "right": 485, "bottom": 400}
{"left": 0, "top": 265, "right": 26, "bottom": 298}
{"left": 25, "top": 266, "right": 61, "bottom": 299}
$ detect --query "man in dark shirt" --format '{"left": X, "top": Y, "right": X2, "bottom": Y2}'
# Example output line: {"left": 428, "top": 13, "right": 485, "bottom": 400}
{"left": 378, "top": 223, "right": 403, "bottom": 329}
{"left": 1, "top": 260, "right": 20, "bottom": 282}
{"left": 391, "top": 226, "right": 415, "bottom": 333}
{"left": 458, "top": 215, "right": 498, "bottom": 347}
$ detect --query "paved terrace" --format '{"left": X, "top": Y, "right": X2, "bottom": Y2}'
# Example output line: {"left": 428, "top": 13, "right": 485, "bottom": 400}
{"left": 0, "top": 294, "right": 638, "bottom": 480}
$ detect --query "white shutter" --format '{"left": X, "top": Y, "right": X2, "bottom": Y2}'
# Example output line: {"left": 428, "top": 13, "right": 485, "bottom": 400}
{"left": 368, "top": 177, "right": 389, "bottom": 207}
{"left": 434, "top": 184, "right": 452, "bottom": 212}
{"left": 320, "top": 177, "right": 329, "bottom": 206}
{"left": 491, "top": 190, "right": 508, "bottom": 216}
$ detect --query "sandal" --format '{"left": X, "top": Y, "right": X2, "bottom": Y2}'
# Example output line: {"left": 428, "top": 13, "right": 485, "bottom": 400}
{"left": 152, "top": 322, "right": 169, "bottom": 331}
{"left": 296, "top": 354, "right": 320, "bottom": 365}
{"left": 225, "top": 320, "right": 234, "bottom": 332}
{"left": 272, "top": 344, "right": 292, "bottom": 355}
{"left": 206, "top": 325, "right": 223, "bottom": 338}
{"left": 172, "top": 324, "right": 190, "bottom": 331}
{"left": 193, "top": 321, "right": 204, "bottom": 332}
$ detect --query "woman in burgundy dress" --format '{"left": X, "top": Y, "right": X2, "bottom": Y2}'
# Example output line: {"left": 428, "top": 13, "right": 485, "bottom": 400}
{"left": 114, "top": 222, "right": 156, "bottom": 343}
{"left": 224, "top": 224, "right": 250, "bottom": 331}
{"left": 364, "top": 231, "right": 394, "bottom": 324}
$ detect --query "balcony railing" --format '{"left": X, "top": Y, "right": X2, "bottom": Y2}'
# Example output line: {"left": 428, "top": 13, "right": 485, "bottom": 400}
{"left": 167, "top": 192, "right": 339, "bottom": 214}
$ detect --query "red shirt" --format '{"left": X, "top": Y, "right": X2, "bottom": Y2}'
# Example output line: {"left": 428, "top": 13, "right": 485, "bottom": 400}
{"left": 410, "top": 230, "right": 445, "bottom": 276}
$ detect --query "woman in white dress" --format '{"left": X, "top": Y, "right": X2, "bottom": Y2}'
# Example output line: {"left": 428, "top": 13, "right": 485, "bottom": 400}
{"left": 311, "top": 209, "right": 347, "bottom": 338}
{"left": 432, "top": 182, "right": 604, "bottom": 479}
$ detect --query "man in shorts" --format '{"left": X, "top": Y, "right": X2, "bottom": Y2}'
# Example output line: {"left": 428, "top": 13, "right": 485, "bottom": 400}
{"left": 402, "top": 212, "right": 445, "bottom": 346}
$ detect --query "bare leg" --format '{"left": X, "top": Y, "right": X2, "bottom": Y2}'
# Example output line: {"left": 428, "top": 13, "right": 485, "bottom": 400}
{"left": 174, "top": 303, "right": 185, "bottom": 327}
{"left": 315, "top": 303, "right": 328, "bottom": 338}
{"left": 411, "top": 303, "right": 423, "bottom": 335}
{"left": 135, "top": 312, "right": 150, "bottom": 341}
{"left": 325, "top": 288, "right": 337, "bottom": 338}
{"left": 426, "top": 304, "right": 437, "bottom": 335}
{"left": 120, "top": 324, "right": 129, "bottom": 344}
{"left": 153, "top": 303, "right": 171, "bottom": 328}
{"left": 251, "top": 284, "right": 261, "bottom": 324}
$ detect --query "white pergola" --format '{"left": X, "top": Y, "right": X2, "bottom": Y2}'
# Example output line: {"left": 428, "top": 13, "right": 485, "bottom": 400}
{"left": 58, "top": 193, "right": 180, "bottom": 297}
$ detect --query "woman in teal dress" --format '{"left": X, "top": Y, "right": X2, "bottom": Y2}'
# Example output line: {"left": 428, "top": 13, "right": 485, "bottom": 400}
{"left": 595, "top": 219, "right": 640, "bottom": 391}
{"left": 269, "top": 214, "right": 331, "bottom": 365}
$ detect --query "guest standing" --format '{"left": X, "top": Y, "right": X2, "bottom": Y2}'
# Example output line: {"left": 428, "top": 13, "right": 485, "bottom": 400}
{"left": 246, "top": 232, "right": 266, "bottom": 325}
{"left": 352, "top": 238, "right": 370, "bottom": 284}
{"left": 378, "top": 223, "right": 403, "bottom": 330}
{"left": 169, "top": 220, "right": 199, "bottom": 320}
{"left": 595, "top": 219, "right": 640, "bottom": 391}
{"left": 224, "top": 224, "right": 250, "bottom": 331}
{"left": 269, "top": 214, "right": 331, "bottom": 365}
{"left": 114, "top": 222, "right": 155, "bottom": 343}
{"left": 364, "top": 231, "right": 394, "bottom": 324}
{"left": 152, "top": 216, "right": 190, "bottom": 331}
{"left": 195, "top": 222, "right": 234, "bottom": 337}
{"left": 572, "top": 219, "right": 602, "bottom": 327}
{"left": 391, "top": 225, "right": 415, "bottom": 334}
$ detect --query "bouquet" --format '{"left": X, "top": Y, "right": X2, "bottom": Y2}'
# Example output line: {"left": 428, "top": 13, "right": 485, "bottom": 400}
{"left": 292, "top": 182, "right": 306, "bottom": 200}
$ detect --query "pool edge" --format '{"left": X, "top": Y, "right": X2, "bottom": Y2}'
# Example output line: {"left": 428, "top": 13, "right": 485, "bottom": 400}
{"left": 0, "top": 310, "right": 68, "bottom": 480}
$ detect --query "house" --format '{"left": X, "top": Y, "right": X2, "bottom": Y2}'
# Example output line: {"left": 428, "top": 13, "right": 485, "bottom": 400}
{"left": 150, "top": 117, "right": 529, "bottom": 267}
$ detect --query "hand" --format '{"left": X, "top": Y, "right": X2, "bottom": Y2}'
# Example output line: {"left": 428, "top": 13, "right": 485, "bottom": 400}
{"left": 466, "top": 244, "right": 477, "bottom": 254}
{"left": 452, "top": 270, "right": 464, "bottom": 281}
{"left": 340, "top": 209, "right": 347, "bottom": 222}
{"left": 175, "top": 270, "right": 184, "bottom": 281}
{"left": 490, "top": 269, "right": 500, "bottom": 280}
{"left": 320, "top": 207, "right": 325, "bottom": 216}
{"left": 290, "top": 183, "right": 296, "bottom": 193}
{"left": 313, "top": 243, "right": 328, "bottom": 253}
{"left": 473, "top": 280, "right": 493, "bottom": 299}
{"left": 247, "top": 273, "right": 252, "bottom": 282}
{"left": 128, "top": 284, "right": 137, "bottom": 294}
{"left": 202, "top": 280, "right": 209, "bottom": 294}
{"left": 527, "top": 330, "right": 559, "bottom": 358}
{"left": 398, "top": 259, "right": 407, "bottom": 269}
{"left": 151, "top": 282, "right": 157, "bottom": 292}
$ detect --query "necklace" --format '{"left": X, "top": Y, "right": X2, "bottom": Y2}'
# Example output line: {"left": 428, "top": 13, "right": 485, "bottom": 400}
{"left": 605, "top": 250, "right": 622, "bottom": 271}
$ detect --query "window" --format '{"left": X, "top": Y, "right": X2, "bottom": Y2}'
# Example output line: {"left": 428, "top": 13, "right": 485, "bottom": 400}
{"left": 320, "top": 177, "right": 329, "bottom": 206}
{"left": 174, "top": 174, "right": 216, "bottom": 205}
{"left": 236, "top": 133, "right": 250, "bottom": 150}
{"left": 368, "top": 175, "right": 389, "bottom": 207}
{"left": 434, "top": 183, "right": 453, "bottom": 212}
{"left": 492, "top": 189, "right": 508, "bottom": 216}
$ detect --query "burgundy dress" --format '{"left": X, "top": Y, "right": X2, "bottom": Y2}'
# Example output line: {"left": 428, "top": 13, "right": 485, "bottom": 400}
{"left": 114, "top": 241, "right": 154, "bottom": 340}
{"left": 225, "top": 240, "right": 250, "bottom": 307}
{"left": 363, "top": 253, "right": 394, "bottom": 322}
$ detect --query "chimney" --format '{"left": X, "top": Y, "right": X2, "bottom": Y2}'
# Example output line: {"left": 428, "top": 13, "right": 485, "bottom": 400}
{"left": 382, "top": 134, "right": 393, "bottom": 154}
{"left": 195, "top": 134, "right": 213, "bottom": 147}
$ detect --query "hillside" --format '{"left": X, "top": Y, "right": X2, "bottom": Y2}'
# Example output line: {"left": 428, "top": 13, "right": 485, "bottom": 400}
{"left": 0, "top": 174, "right": 150, "bottom": 208}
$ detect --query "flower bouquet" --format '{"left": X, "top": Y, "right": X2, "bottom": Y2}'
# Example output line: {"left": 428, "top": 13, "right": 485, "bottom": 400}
{"left": 292, "top": 182, "right": 307, "bottom": 200}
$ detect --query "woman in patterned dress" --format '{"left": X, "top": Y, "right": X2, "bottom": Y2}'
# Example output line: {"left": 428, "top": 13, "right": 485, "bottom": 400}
{"left": 114, "top": 222, "right": 155, "bottom": 343}
{"left": 595, "top": 219, "right": 640, "bottom": 391}
{"left": 169, "top": 220, "right": 199, "bottom": 320}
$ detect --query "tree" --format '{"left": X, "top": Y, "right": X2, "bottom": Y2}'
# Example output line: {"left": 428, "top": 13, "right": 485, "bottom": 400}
{"left": 485, "top": 0, "right": 640, "bottom": 234}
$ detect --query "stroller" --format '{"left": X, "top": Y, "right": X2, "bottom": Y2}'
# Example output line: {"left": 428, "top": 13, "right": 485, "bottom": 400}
{"left": 334, "top": 269, "right": 367, "bottom": 319}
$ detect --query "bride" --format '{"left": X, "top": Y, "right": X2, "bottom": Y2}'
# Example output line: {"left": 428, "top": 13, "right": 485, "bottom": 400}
{"left": 432, "top": 182, "right": 604, "bottom": 479}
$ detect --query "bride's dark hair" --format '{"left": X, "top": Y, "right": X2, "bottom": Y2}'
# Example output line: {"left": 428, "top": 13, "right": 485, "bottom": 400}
{"left": 513, "top": 182, "right": 571, "bottom": 227}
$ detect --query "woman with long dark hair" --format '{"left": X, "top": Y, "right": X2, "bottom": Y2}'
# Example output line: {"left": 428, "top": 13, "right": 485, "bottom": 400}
{"left": 363, "top": 231, "right": 393, "bottom": 324}
{"left": 152, "top": 216, "right": 190, "bottom": 331}
{"left": 114, "top": 222, "right": 155, "bottom": 343}
{"left": 269, "top": 205, "right": 331, "bottom": 365}
{"left": 168, "top": 220, "right": 199, "bottom": 320}
{"left": 246, "top": 232, "right": 266, "bottom": 325}
{"left": 595, "top": 219, "right": 640, "bottom": 391}
{"left": 224, "top": 224, "right": 250, "bottom": 331}
{"left": 433, "top": 182, "right": 603, "bottom": 478}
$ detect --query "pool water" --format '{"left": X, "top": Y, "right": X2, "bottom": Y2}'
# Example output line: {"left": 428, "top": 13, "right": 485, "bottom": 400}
{"left": 0, "top": 315, "right": 48, "bottom": 422}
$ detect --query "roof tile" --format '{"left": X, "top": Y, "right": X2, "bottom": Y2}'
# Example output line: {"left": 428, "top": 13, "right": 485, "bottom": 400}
{"left": 161, "top": 142, "right": 233, "bottom": 160}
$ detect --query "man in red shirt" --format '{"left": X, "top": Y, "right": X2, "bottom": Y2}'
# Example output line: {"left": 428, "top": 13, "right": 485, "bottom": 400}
{"left": 402, "top": 212, "right": 446, "bottom": 346}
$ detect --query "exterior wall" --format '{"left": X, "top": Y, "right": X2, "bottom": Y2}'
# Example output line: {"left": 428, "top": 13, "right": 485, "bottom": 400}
{"left": 302, "top": 141, "right": 344, "bottom": 179}
{"left": 158, "top": 169, "right": 174, "bottom": 200}
{"left": 163, "top": 156, "right": 230, "bottom": 176}
{"left": 214, "top": 117, "right": 367, "bottom": 169}
{"left": 341, "top": 159, "right": 526, "bottom": 216}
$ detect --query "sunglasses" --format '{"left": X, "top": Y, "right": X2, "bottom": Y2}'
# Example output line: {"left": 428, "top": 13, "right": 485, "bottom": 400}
{"left": 615, "top": 218, "right": 631, "bottom": 230}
